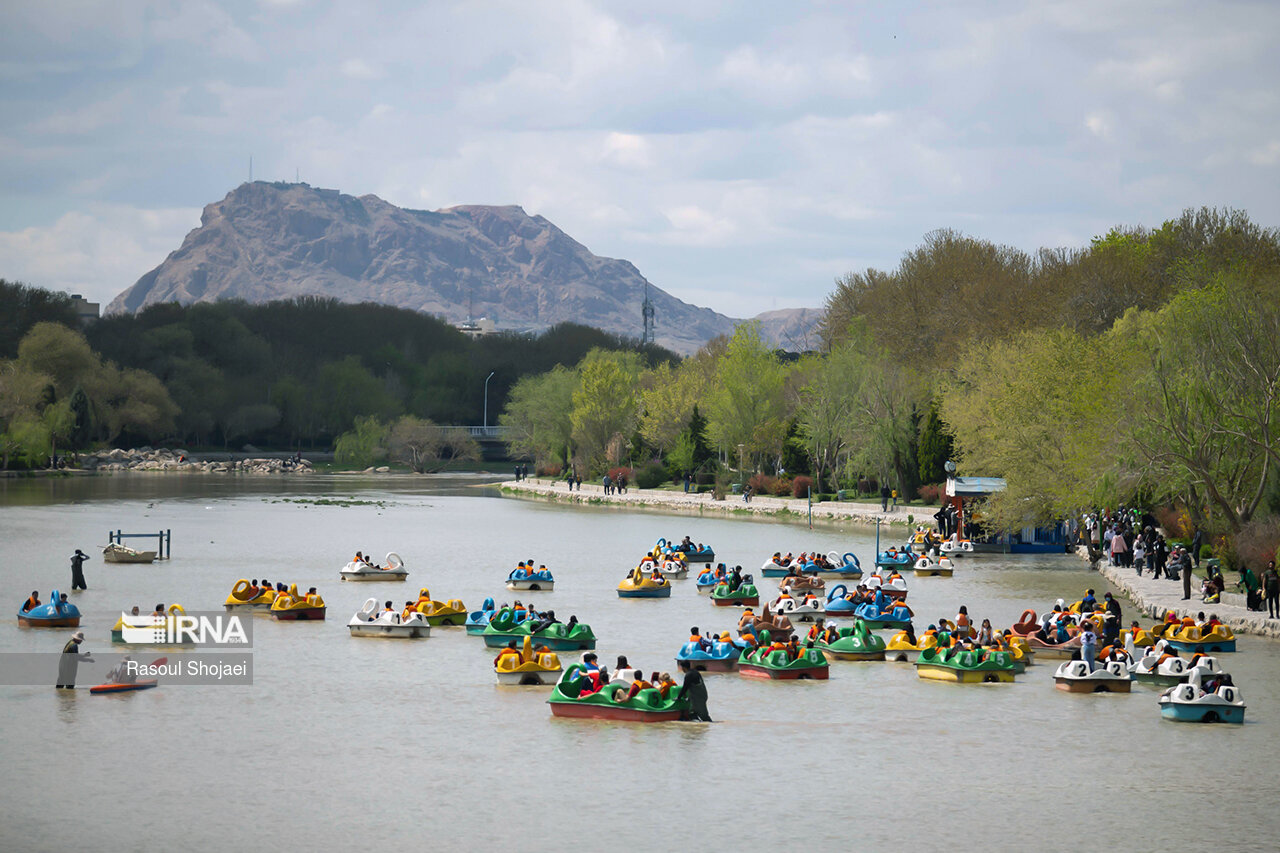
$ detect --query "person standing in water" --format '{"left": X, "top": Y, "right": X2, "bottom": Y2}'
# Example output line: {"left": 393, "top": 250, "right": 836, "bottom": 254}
{"left": 57, "top": 632, "right": 93, "bottom": 689}
{"left": 677, "top": 659, "right": 712, "bottom": 722}
{"left": 70, "top": 549, "right": 89, "bottom": 590}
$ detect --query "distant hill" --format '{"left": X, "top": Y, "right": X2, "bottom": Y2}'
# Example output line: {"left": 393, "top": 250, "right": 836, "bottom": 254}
{"left": 108, "top": 182, "right": 820, "bottom": 354}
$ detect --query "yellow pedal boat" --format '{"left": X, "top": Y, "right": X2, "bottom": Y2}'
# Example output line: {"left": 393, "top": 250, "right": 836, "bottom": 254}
{"left": 494, "top": 636, "right": 563, "bottom": 685}
{"left": 224, "top": 579, "right": 276, "bottom": 612}
{"left": 270, "top": 585, "right": 326, "bottom": 620}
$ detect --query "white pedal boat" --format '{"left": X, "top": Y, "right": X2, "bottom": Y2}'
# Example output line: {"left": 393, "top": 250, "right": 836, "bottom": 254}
{"left": 1053, "top": 659, "right": 1132, "bottom": 693}
{"left": 340, "top": 552, "right": 408, "bottom": 582}
{"left": 348, "top": 598, "right": 431, "bottom": 638}
{"left": 770, "top": 595, "right": 824, "bottom": 622}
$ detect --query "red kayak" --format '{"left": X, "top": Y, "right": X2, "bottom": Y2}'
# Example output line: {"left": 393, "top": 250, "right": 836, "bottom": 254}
{"left": 90, "top": 680, "right": 158, "bottom": 694}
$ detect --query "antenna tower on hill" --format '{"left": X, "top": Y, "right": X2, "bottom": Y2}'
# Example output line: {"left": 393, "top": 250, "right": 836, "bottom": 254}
{"left": 641, "top": 280, "right": 656, "bottom": 345}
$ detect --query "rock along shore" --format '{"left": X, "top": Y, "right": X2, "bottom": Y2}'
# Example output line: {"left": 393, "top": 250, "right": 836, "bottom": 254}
{"left": 77, "top": 447, "right": 314, "bottom": 475}
{"left": 500, "top": 478, "right": 919, "bottom": 527}
{"left": 1080, "top": 546, "right": 1280, "bottom": 639}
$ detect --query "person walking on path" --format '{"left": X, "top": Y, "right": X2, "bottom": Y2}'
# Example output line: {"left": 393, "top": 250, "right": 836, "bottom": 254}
{"left": 1109, "top": 530, "right": 1127, "bottom": 567}
{"left": 880, "top": 485, "right": 890, "bottom": 513}
{"left": 1264, "top": 561, "right": 1279, "bottom": 619}
{"left": 70, "top": 549, "right": 89, "bottom": 591}
{"left": 1191, "top": 529, "right": 1204, "bottom": 569}
{"left": 677, "top": 659, "right": 712, "bottom": 722}
{"left": 56, "top": 631, "right": 93, "bottom": 689}
{"left": 1180, "top": 547, "right": 1194, "bottom": 600}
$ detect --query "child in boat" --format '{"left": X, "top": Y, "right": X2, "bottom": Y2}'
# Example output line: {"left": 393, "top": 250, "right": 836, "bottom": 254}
{"left": 656, "top": 672, "right": 676, "bottom": 697}
{"left": 21, "top": 591, "right": 40, "bottom": 612}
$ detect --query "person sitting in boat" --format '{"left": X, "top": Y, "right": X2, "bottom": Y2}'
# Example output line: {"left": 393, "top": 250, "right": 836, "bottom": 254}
{"left": 494, "top": 641, "right": 524, "bottom": 667}
{"left": 727, "top": 565, "right": 743, "bottom": 591}
{"left": 655, "top": 672, "right": 676, "bottom": 698}
{"left": 975, "top": 618, "right": 994, "bottom": 646}
{"left": 616, "top": 671, "right": 654, "bottom": 702}
{"left": 1054, "top": 621, "right": 1072, "bottom": 645}
{"left": 510, "top": 600, "right": 526, "bottom": 620}
{"left": 650, "top": 566, "right": 664, "bottom": 583}
{"left": 765, "top": 636, "right": 788, "bottom": 657}
{"left": 888, "top": 570, "right": 903, "bottom": 583}
{"left": 397, "top": 601, "right": 415, "bottom": 622}
{"left": 689, "top": 627, "right": 712, "bottom": 652}
{"left": 1203, "top": 613, "right": 1223, "bottom": 632}
{"left": 354, "top": 551, "right": 364, "bottom": 565}
{"left": 305, "top": 587, "right": 320, "bottom": 604}
{"left": 21, "top": 591, "right": 40, "bottom": 613}
{"left": 737, "top": 608, "right": 757, "bottom": 634}
{"left": 786, "top": 635, "right": 801, "bottom": 660}
{"left": 247, "top": 580, "right": 260, "bottom": 599}
{"left": 805, "top": 621, "right": 823, "bottom": 643}
{"left": 530, "top": 610, "right": 559, "bottom": 634}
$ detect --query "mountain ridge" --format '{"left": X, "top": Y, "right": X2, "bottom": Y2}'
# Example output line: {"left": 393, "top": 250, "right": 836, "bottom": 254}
{"left": 108, "top": 182, "right": 820, "bottom": 354}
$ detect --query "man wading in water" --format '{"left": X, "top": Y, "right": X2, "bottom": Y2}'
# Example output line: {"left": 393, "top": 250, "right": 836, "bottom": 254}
{"left": 70, "top": 549, "right": 89, "bottom": 590}
{"left": 677, "top": 660, "right": 712, "bottom": 722}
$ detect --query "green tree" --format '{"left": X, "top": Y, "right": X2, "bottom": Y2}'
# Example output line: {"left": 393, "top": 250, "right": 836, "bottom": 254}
{"left": 704, "top": 323, "right": 789, "bottom": 468}
{"left": 571, "top": 349, "right": 642, "bottom": 473}
{"left": 917, "top": 401, "right": 954, "bottom": 484}
{"left": 500, "top": 366, "right": 578, "bottom": 467}
{"left": 334, "top": 416, "right": 388, "bottom": 468}
{"left": 387, "top": 416, "right": 480, "bottom": 473}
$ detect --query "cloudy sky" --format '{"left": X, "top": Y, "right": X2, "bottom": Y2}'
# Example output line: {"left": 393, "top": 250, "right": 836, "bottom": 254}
{"left": 1, "top": 1, "right": 1277, "bottom": 319}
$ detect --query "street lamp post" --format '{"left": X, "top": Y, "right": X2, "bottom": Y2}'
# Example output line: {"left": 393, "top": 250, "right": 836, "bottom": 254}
{"left": 483, "top": 371, "right": 495, "bottom": 432}
{"left": 737, "top": 443, "right": 745, "bottom": 489}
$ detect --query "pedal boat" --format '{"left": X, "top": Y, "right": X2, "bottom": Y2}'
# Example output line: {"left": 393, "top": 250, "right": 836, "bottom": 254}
{"left": 506, "top": 566, "right": 555, "bottom": 591}
{"left": 482, "top": 608, "right": 596, "bottom": 651}
{"left": 913, "top": 555, "right": 954, "bottom": 577}
{"left": 17, "top": 590, "right": 81, "bottom": 627}
{"left": 817, "top": 620, "right": 887, "bottom": 661}
{"left": 738, "top": 640, "right": 830, "bottom": 680}
{"left": 770, "top": 594, "right": 823, "bottom": 622}
{"left": 494, "top": 636, "right": 563, "bottom": 685}
{"left": 340, "top": 552, "right": 407, "bottom": 582}
{"left": 270, "top": 585, "right": 326, "bottom": 621}
{"left": 1053, "top": 659, "right": 1132, "bottom": 693}
{"left": 709, "top": 580, "right": 759, "bottom": 607}
{"left": 675, "top": 637, "right": 744, "bottom": 672}
{"left": 914, "top": 647, "right": 1015, "bottom": 683}
{"left": 348, "top": 599, "right": 431, "bottom": 638}
{"left": 1158, "top": 670, "right": 1245, "bottom": 723}
{"left": 548, "top": 664, "right": 688, "bottom": 721}
{"left": 223, "top": 580, "right": 276, "bottom": 612}
{"left": 618, "top": 571, "right": 672, "bottom": 598}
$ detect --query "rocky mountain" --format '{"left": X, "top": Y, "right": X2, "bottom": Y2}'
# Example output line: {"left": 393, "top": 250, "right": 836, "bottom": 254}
{"left": 108, "top": 182, "right": 820, "bottom": 354}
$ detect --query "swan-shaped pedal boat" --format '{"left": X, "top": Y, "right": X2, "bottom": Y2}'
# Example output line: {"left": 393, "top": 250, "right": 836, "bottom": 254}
{"left": 482, "top": 607, "right": 596, "bottom": 650}
{"left": 738, "top": 634, "right": 830, "bottom": 680}
{"left": 815, "top": 551, "right": 863, "bottom": 580}
{"left": 17, "top": 590, "right": 81, "bottom": 628}
{"left": 817, "top": 620, "right": 887, "bottom": 661}
{"left": 710, "top": 579, "right": 759, "bottom": 607}
{"left": 770, "top": 593, "right": 823, "bottom": 622}
{"left": 914, "top": 646, "right": 1016, "bottom": 683}
{"left": 913, "top": 555, "right": 954, "bottom": 577}
{"left": 465, "top": 597, "right": 499, "bottom": 635}
{"left": 348, "top": 598, "right": 432, "bottom": 638}
{"left": 675, "top": 636, "right": 744, "bottom": 672}
{"left": 1158, "top": 669, "right": 1245, "bottom": 723}
{"left": 1053, "top": 659, "right": 1132, "bottom": 693}
{"left": 494, "top": 636, "right": 563, "bottom": 685}
{"left": 270, "top": 585, "right": 326, "bottom": 621}
{"left": 548, "top": 664, "right": 689, "bottom": 721}
{"left": 507, "top": 565, "right": 555, "bottom": 591}
{"left": 760, "top": 557, "right": 795, "bottom": 578}
{"left": 224, "top": 580, "right": 276, "bottom": 612}
{"left": 340, "top": 552, "right": 407, "bottom": 582}
{"left": 822, "top": 583, "right": 864, "bottom": 618}
{"left": 618, "top": 569, "right": 672, "bottom": 598}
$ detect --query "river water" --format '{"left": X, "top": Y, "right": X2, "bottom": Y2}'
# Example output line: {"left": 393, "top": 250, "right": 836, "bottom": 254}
{"left": 2, "top": 475, "right": 1276, "bottom": 851}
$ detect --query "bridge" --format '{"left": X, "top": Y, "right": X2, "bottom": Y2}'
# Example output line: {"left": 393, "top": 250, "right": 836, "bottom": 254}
{"left": 438, "top": 426, "right": 522, "bottom": 461}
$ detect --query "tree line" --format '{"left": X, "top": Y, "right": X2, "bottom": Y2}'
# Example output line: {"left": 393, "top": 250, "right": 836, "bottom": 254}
{"left": 503, "top": 207, "right": 1280, "bottom": 567}
{"left": 0, "top": 283, "right": 676, "bottom": 468}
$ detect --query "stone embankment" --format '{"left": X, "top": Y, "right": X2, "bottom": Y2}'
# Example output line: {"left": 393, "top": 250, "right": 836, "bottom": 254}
{"left": 1081, "top": 546, "right": 1280, "bottom": 639}
{"left": 81, "top": 448, "right": 313, "bottom": 475}
{"left": 500, "top": 478, "right": 916, "bottom": 526}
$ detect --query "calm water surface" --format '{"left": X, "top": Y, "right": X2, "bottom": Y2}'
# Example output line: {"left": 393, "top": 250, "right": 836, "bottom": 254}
{"left": 2, "top": 475, "right": 1277, "bottom": 852}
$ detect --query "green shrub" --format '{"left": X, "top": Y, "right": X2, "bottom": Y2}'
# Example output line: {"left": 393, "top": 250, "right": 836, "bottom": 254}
{"left": 634, "top": 461, "right": 668, "bottom": 489}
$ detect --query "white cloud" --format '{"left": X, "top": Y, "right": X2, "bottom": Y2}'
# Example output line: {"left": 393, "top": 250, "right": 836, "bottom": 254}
{"left": 0, "top": 206, "right": 200, "bottom": 307}
{"left": 340, "top": 59, "right": 382, "bottom": 80}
